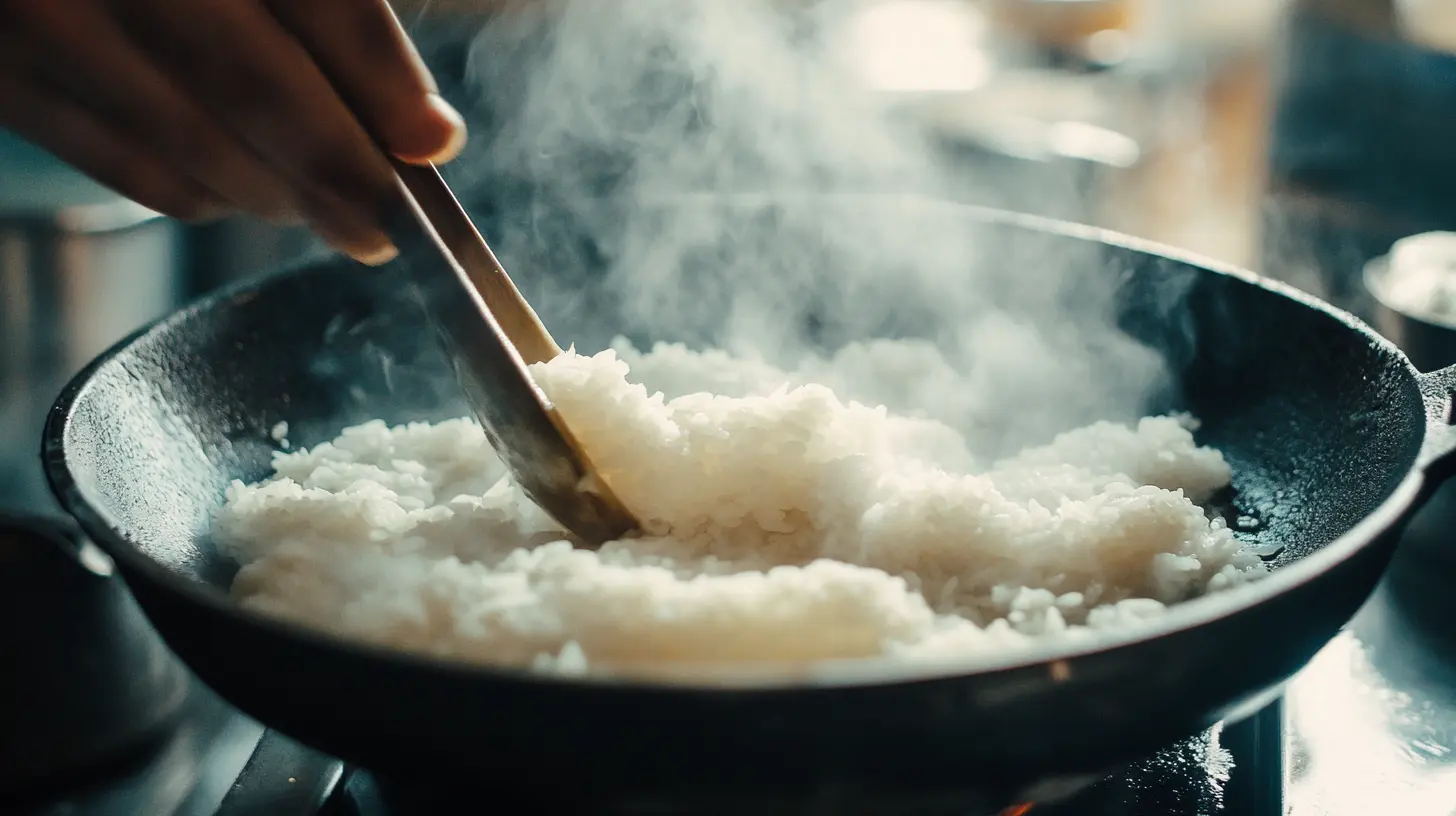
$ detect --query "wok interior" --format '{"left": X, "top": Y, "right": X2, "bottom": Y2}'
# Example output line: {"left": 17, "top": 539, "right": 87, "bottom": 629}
{"left": 55, "top": 204, "right": 1427, "bottom": 604}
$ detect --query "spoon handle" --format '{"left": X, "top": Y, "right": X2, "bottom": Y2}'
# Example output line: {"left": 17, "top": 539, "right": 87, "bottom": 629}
{"left": 375, "top": 159, "right": 639, "bottom": 546}
{"left": 388, "top": 157, "right": 563, "bottom": 366}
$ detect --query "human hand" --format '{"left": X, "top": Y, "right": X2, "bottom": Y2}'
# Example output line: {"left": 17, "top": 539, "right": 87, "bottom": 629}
{"left": 0, "top": 0, "right": 469, "bottom": 264}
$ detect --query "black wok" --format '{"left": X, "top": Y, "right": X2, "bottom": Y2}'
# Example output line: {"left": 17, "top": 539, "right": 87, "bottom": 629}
{"left": 37, "top": 199, "right": 1456, "bottom": 810}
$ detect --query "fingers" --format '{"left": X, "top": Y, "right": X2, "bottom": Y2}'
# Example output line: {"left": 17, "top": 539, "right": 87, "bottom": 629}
{"left": 0, "top": 0, "right": 471, "bottom": 266}
{"left": 263, "top": 0, "right": 467, "bottom": 165}
{"left": 114, "top": 0, "right": 401, "bottom": 263}
{"left": 0, "top": 65, "right": 225, "bottom": 222}
{"left": 4, "top": 2, "right": 300, "bottom": 222}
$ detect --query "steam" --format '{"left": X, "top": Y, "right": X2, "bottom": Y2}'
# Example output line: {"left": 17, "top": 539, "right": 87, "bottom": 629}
{"left": 454, "top": 0, "right": 1170, "bottom": 459}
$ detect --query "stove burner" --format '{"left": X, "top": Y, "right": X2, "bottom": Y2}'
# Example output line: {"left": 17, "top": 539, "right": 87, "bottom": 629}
{"left": 329, "top": 770, "right": 1063, "bottom": 816}
{"left": 206, "top": 702, "right": 1285, "bottom": 816}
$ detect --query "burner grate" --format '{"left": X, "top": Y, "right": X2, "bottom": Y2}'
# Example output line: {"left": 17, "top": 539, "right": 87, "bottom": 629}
{"left": 210, "top": 698, "right": 1287, "bottom": 816}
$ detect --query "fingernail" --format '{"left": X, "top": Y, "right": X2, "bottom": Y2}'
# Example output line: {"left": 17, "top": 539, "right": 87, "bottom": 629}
{"left": 423, "top": 94, "right": 468, "bottom": 164}
{"left": 355, "top": 243, "right": 400, "bottom": 266}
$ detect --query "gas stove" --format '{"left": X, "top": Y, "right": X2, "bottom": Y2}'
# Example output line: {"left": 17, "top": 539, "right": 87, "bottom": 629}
{"left": 13, "top": 477, "right": 1456, "bottom": 816}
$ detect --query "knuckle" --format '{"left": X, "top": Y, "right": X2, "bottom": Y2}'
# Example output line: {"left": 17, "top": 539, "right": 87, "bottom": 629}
{"left": 162, "top": 117, "right": 229, "bottom": 169}
{"left": 303, "top": 147, "right": 394, "bottom": 208}
{"left": 205, "top": 60, "right": 287, "bottom": 122}
{"left": 99, "top": 92, "right": 217, "bottom": 173}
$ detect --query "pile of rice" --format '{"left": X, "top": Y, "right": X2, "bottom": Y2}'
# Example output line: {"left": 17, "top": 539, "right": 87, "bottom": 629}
{"left": 214, "top": 339, "right": 1265, "bottom": 682}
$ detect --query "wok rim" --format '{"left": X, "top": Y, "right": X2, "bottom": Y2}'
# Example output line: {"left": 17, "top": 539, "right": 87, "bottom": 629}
{"left": 40, "top": 199, "right": 1436, "bottom": 694}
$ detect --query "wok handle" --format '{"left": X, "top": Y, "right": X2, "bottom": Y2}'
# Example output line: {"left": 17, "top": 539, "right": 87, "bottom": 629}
{"left": 1417, "top": 363, "right": 1456, "bottom": 475}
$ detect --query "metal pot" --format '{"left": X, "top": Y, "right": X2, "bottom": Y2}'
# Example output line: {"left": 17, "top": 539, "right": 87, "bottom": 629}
{"left": 0, "top": 515, "right": 188, "bottom": 799}
{"left": 0, "top": 133, "right": 191, "bottom": 798}
{"left": 0, "top": 132, "right": 184, "bottom": 508}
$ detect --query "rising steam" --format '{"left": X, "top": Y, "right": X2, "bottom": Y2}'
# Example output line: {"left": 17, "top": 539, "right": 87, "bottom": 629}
{"left": 452, "top": 0, "right": 1170, "bottom": 460}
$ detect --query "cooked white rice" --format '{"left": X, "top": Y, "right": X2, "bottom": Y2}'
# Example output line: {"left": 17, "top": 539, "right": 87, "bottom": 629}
{"left": 214, "top": 339, "right": 1265, "bottom": 682}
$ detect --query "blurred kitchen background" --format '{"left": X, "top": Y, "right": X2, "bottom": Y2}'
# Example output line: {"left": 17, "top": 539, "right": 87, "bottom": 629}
{"left": 5, "top": 0, "right": 1456, "bottom": 512}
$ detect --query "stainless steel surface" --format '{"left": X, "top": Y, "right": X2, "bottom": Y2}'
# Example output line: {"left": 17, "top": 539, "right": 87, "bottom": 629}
{"left": 1347, "top": 222, "right": 1456, "bottom": 813}
{"left": 384, "top": 159, "right": 639, "bottom": 545}
{"left": 0, "top": 132, "right": 185, "bottom": 510}
{"left": 1364, "top": 257, "right": 1456, "bottom": 375}
{"left": 1285, "top": 515, "right": 1456, "bottom": 814}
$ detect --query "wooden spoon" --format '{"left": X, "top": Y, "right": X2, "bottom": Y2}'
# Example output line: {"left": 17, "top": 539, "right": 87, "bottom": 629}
{"left": 380, "top": 157, "right": 639, "bottom": 546}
